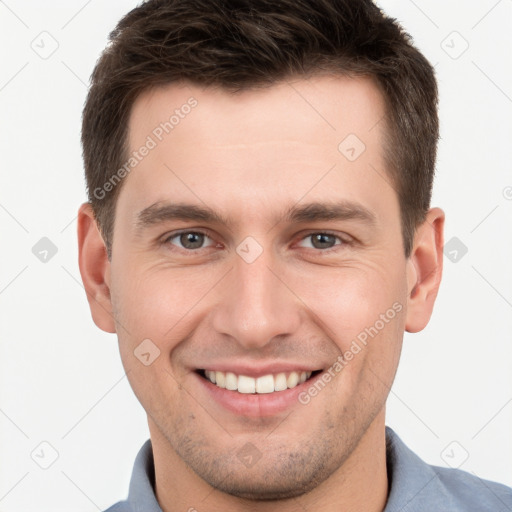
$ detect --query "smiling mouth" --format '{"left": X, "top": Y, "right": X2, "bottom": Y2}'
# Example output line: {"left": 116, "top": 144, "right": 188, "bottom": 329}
{"left": 197, "top": 369, "right": 323, "bottom": 394}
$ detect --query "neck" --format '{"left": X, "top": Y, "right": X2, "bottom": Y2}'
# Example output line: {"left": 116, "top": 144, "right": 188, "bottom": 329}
{"left": 150, "top": 410, "right": 389, "bottom": 512}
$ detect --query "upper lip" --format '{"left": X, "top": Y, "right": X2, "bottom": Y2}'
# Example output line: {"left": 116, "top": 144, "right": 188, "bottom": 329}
{"left": 196, "top": 362, "right": 324, "bottom": 378}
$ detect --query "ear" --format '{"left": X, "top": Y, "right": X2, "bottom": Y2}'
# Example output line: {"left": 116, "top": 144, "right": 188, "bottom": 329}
{"left": 77, "top": 203, "right": 116, "bottom": 333}
{"left": 405, "top": 207, "right": 445, "bottom": 333}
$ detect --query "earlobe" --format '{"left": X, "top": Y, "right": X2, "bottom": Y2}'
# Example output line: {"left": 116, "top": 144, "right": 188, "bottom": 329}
{"left": 77, "top": 203, "right": 116, "bottom": 333}
{"left": 405, "top": 207, "right": 445, "bottom": 333}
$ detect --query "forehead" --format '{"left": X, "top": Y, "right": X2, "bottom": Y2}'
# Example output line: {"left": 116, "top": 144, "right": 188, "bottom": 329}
{"left": 121, "top": 76, "right": 395, "bottom": 227}
{"left": 128, "top": 75, "right": 387, "bottom": 149}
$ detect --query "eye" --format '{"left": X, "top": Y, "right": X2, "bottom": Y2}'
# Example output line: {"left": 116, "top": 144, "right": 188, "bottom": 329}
{"left": 164, "top": 230, "right": 216, "bottom": 250}
{"left": 297, "top": 232, "right": 348, "bottom": 250}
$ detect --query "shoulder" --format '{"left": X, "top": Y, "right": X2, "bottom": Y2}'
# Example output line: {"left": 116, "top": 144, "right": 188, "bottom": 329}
{"left": 431, "top": 464, "right": 512, "bottom": 511}
{"left": 102, "top": 501, "right": 132, "bottom": 512}
{"left": 385, "top": 427, "right": 512, "bottom": 512}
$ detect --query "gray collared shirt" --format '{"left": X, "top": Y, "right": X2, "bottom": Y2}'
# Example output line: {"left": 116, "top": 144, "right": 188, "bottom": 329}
{"left": 104, "top": 426, "right": 512, "bottom": 511}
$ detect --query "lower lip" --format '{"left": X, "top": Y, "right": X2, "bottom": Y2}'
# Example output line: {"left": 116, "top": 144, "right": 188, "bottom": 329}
{"left": 195, "top": 372, "right": 321, "bottom": 417}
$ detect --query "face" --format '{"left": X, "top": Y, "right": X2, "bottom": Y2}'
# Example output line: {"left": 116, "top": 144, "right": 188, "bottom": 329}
{"left": 101, "top": 76, "right": 417, "bottom": 498}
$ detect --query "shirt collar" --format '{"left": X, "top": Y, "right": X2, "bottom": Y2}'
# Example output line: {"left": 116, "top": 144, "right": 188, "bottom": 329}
{"left": 383, "top": 426, "right": 452, "bottom": 511}
{"left": 127, "top": 438, "right": 161, "bottom": 512}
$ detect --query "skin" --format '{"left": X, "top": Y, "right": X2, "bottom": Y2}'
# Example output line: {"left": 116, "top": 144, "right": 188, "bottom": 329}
{"left": 78, "top": 76, "right": 444, "bottom": 512}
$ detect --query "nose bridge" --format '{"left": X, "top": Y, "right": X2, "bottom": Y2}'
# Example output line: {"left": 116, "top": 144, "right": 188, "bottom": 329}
{"left": 212, "top": 247, "right": 301, "bottom": 349}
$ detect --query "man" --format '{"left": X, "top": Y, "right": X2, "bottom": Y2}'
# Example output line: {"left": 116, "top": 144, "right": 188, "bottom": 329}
{"left": 77, "top": 0, "right": 512, "bottom": 510}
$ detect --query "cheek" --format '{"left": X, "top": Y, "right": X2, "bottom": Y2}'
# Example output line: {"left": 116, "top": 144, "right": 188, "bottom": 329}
{"left": 111, "top": 261, "right": 219, "bottom": 346}
{"left": 290, "top": 261, "right": 407, "bottom": 398}
{"left": 290, "top": 261, "right": 405, "bottom": 350}
{"left": 109, "top": 263, "right": 208, "bottom": 414}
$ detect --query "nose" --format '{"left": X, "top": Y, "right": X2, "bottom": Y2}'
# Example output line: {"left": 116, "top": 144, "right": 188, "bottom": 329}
{"left": 211, "top": 248, "right": 302, "bottom": 350}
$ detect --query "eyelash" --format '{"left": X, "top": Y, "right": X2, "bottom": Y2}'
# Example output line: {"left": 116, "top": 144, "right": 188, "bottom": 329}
{"left": 161, "top": 229, "right": 353, "bottom": 253}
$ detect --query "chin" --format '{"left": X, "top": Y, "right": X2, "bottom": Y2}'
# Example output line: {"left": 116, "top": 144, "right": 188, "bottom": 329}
{"left": 208, "top": 472, "right": 322, "bottom": 501}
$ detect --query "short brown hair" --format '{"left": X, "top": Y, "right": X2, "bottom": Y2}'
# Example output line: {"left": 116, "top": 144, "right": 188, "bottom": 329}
{"left": 82, "top": 0, "right": 439, "bottom": 258}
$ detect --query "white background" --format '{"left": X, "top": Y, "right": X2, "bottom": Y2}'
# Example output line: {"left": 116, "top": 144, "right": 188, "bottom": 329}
{"left": 0, "top": 1, "right": 511, "bottom": 510}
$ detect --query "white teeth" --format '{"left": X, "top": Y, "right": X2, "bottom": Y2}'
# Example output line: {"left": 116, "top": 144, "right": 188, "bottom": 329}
{"left": 225, "top": 372, "right": 238, "bottom": 390}
{"left": 204, "top": 370, "right": 313, "bottom": 394}
{"left": 287, "top": 372, "right": 299, "bottom": 388}
{"left": 215, "top": 371, "right": 226, "bottom": 388}
{"left": 274, "top": 372, "right": 288, "bottom": 391}
{"left": 238, "top": 375, "right": 256, "bottom": 394}
{"left": 256, "top": 374, "right": 274, "bottom": 394}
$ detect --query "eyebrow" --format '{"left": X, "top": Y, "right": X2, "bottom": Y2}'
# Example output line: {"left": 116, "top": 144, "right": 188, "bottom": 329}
{"left": 136, "top": 203, "right": 229, "bottom": 230}
{"left": 284, "top": 201, "right": 376, "bottom": 225}
{"left": 135, "top": 200, "right": 376, "bottom": 232}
